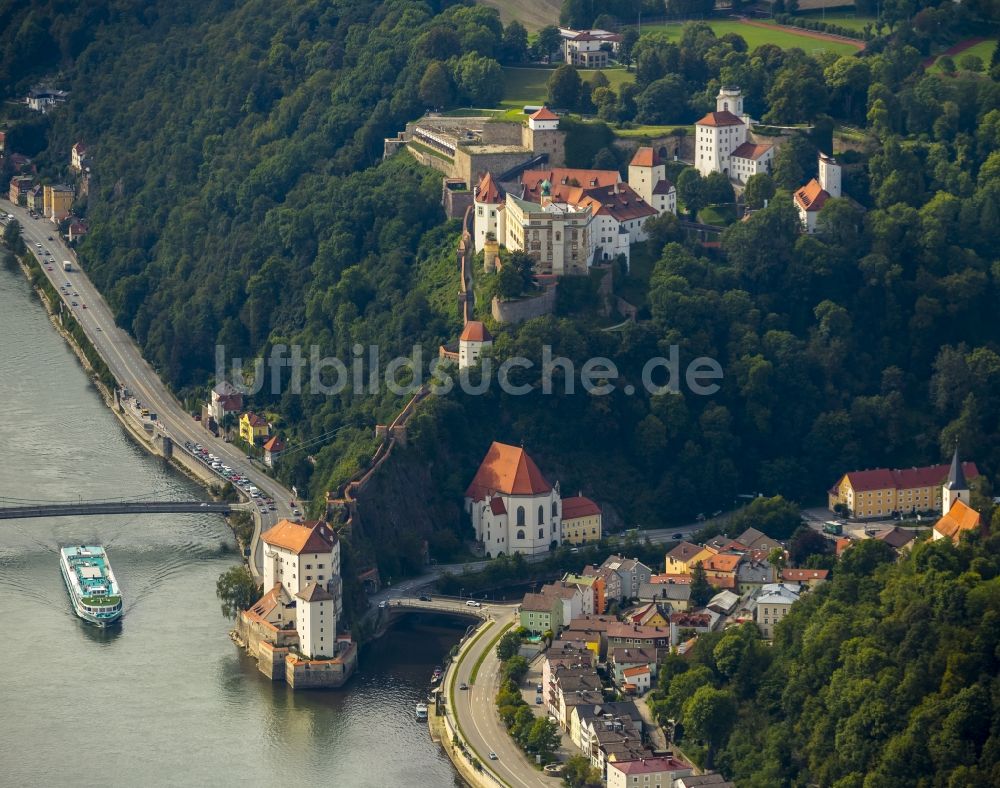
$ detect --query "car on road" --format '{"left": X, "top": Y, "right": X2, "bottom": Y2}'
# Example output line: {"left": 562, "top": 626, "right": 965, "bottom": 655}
{"left": 535, "top": 695, "right": 543, "bottom": 704}
{"left": 71, "top": 301, "right": 77, "bottom": 306}
{"left": 81, "top": 304, "right": 87, "bottom": 309}
{"left": 47, "top": 236, "right": 53, "bottom": 241}
{"left": 459, "top": 682, "right": 468, "bottom": 690}
{"left": 465, "top": 600, "right": 481, "bottom": 607}
{"left": 419, "top": 595, "right": 431, "bottom": 601}
{"left": 378, "top": 601, "right": 387, "bottom": 609}
{"left": 672, "top": 533, "right": 683, "bottom": 540}
{"left": 488, "top": 752, "right": 498, "bottom": 761}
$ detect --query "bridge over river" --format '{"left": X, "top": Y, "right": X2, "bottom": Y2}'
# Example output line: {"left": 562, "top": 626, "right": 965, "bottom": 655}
{"left": 0, "top": 501, "right": 235, "bottom": 520}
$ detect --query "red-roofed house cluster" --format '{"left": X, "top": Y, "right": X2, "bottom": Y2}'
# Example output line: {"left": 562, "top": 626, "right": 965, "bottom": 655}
{"left": 473, "top": 121, "right": 676, "bottom": 273}
{"left": 695, "top": 86, "right": 775, "bottom": 183}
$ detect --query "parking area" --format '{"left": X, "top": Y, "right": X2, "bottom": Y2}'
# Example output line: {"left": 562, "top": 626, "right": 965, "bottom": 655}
{"left": 181, "top": 441, "right": 299, "bottom": 519}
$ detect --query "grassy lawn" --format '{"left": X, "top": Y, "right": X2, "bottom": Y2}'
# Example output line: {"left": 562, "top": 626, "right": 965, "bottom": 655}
{"left": 927, "top": 39, "right": 997, "bottom": 73}
{"left": 613, "top": 124, "right": 693, "bottom": 140}
{"left": 780, "top": 12, "right": 876, "bottom": 32}
{"left": 636, "top": 20, "right": 861, "bottom": 56}
{"left": 698, "top": 204, "right": 738, "bottom": 226}
{"left": 407, "top": 140, "right": 451, "bottom": 162}
{"left": 501, "top": 65, "right": 635, "bottom": 107}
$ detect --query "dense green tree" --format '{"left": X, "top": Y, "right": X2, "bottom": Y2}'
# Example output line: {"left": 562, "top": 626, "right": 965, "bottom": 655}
{"left": 454, "top": 53, "right": 504, "bottom": 106}
{"left": 690, "top": 562, "right": 713, "bottom": 606}
{"left": 215, "top": 565, "right": 258, "bottom": 619}
{"left": 636, "top": 74, "right": 689, "bottom": 124}
{"left": 548, "top": 64, "right": 582, "bottom": 110}
{"left": 743, "top": 172, "right": 775, "bottom": 209}
{"left": 771, "top": 134, "right": 816, "bottom": 189}
{"left": 677, "top": 167, "right": 704, "bottom": 217}
{"left": 418, "top": 61, "right": 453, "bottom": 109}
{"left": 496, "top": 629, "right": 523, "bottom": 661}
{"left": 501, "top": 21, "right": 528, "bottom": 64}
{"left": 562, "top": 754, "right": 603, "bottom": 787}
{"left": 535, "top": 25, "right": 562, "bottom": 64}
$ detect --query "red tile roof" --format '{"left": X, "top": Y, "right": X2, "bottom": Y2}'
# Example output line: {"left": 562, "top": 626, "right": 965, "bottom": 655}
{"left": 794, "top": 179, "right": 830, "bottom": 213}
{"left": 489, "top": 497, "right": 507, "bottom": 515}
{"left": 623, "top": 665, "right": 650, "bottom": 678}
{"left": 696, "top": 110, "right": 744, "bottom": 127}
{"left": 934, "top": 499, "right": 981, "bottom": 543}
{"left": 703, "top": 553, "right": 742, "bottom": 573}
{"left": 652, "top": 178, "right": 675, "bottom": 194}
{"left": 562, "top": 495, "right": 601, "bottom": 519}
{"left": 630, "top": 146, "right": 662, "bottom": 167}
{"left": 650, "top": 573, "right": 692, "bottom": 584}
{"left": 242, "top": 412, "right": 267, "bottom": 427}
{"left": 262, "top": 520, "right": 338, "bottom": 555}
{"left": 529, "top": 107, "right": 560, "bottom": 121}
{"left": 475, "top": 172, "right": 505, "bottom": 204}
{"left": 837, "top": 462, "right": 979, "bottom": 493}
{"left": 731, "top": 141, "right": 773, "bottom": 161}
{"left": 666, "top": 541, "right": 701, "bottom": 561}
{"left": 263, "top": 435, "right": 285, "bottom": 452}
{"left": 465, "top": 442, "right": 552, "bottom": 500}
{"left": 577, "top": 182, "right": 657, "bottom": 223}
{"left": 781, "top": 568, "right": 829, "bottom": 582}
{"left": 460, "top": 320, "right": 493, "bottom": 343}
{"left": 521, "top": 168, "right": 620, "bottom": 203}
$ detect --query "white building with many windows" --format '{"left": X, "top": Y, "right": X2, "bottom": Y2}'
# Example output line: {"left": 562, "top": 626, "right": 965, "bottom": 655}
{"left": 694, "top": 86, "right": 773, "bottom": 184}
{"left": 465, "top": 441, "right": 562, "bottom": 557}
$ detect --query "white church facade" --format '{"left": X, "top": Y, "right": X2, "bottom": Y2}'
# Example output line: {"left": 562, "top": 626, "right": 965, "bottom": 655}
{"left": 465, "top": 441, "right": 562, "bottom": 557}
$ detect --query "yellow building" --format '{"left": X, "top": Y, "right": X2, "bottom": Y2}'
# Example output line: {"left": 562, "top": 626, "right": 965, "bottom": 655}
{"left": 828, "top": 457, "right": 979, "bottom": 519}
{"left": 43, "top": 184, "right": 74, "bottom": 220}
{"left": 239, "top": 412, "right": 269, "bottom": 444}
{"left": 561, "top": 496, "right": 602, "bottom": 544}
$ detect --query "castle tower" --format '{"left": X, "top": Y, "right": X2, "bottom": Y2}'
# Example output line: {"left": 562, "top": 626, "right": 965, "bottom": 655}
{"left": 942, "top": 444, "right": 970, "bottom": 515}
{"left": 296, "top": 582, "right": 336, "bottom": 659}
{"left": 818, "top": 153, "right": 842, "bottom": 199}
{"left": 459, "top": 321, "right": 493, "bottom": 369}
{"left": 628, "top": 146, "right": 665, "bottom": 204}
{"left": 473, "top": 172, "right": 504, "bottom": 253}
{"left": 717, "top": 86, "right": 745, "bottom": 121}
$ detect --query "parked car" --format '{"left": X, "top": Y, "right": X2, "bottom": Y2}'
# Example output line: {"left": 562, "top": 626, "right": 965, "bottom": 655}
{"left": 488, "top": 752, "right": 498, "bottom": 761}
{"left": 418, "top": 595, "right": 431, "bottom": 602}
{"left": 459, "top": 683, "right": 468, "bottom": 690}
{"left": 465, "top": 600, "right": 481, "bottom": 607}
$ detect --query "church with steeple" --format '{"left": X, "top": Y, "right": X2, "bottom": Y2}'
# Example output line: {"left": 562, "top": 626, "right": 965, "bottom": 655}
{"left": 933, "top": 445, "right": 982, "bottom": 544}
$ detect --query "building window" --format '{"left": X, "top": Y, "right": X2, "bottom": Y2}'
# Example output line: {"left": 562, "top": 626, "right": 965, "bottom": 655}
{"left": 539, "top": 528, "right": 544, "bottom": 539}
{"left": 538, "top": 505, "right": 544, "bottom": 525}
{"left": 517, "top": 506, "right": 525, "bottom": 526}
{"left": 517, "top": 529, "right": 525, "bottom": 540}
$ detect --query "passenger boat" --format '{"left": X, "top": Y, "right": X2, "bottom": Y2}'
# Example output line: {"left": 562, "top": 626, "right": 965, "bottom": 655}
{"left": 415, "top": 703, "right": 428, "bottom": 721}
{"left": 59, "top": 545, "right": 123, "bottom": 626}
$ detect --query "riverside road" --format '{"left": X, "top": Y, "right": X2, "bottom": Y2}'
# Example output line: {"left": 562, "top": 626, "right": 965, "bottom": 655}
{"left": 5, "top": 200, "right": 295, "bottom": 574}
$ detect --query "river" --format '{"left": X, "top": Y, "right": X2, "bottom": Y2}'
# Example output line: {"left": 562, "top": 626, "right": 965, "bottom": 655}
{"left": 0, "top": 256, "right": 465, "bottom": 787}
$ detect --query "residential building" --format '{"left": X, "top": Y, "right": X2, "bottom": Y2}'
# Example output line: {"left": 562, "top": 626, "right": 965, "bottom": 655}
{"left": 780, "top": 568, "right": 829, "bottom": 588}
{"left": 827, "top": 453, "right": 979, "bottom": 519}
{"left": 520, "top": 590, "right": 562, "bottom": 634}
{"left": 874, "top": 526, "right": 917, "bottom": 552}
{"left": 564, "top": 572, "right": 604, "bottom": 614}
{"left": 458, "top": 320, "right": 492, "bottom": 369}
{"left": 701, "top": 552, "right": 742, "bottom": 588}
{"left": 263, "top": 435, "right": 286, "bottom": 468}
{"left": 67, "top": 218, "right": 89, "bottom": 243}
{"left": 628, "top": 147, "right": 677, "bottom": 216}
{"left": 794, "top": 152, "right": 842, "bottom": 233}
{"left": 239, "top": 411, "right": 269, "bottom": 445}
{"left": 571, "top": 700, "right": 642, "bottom": 753}
{"left": 71, "top": 142, "right": 89, "bottom": 172}
{"left": 27, "top": 184, "right": 44, "bottom": 213}
{"left": 209, "top": 381, "right": 243, "bottom": 425}
{"left": 607, "top": 756, "right": 694, "bottom": 788}
{"left": 600, "top": 555, "right": 653, "bottom": 602}
{"left": 694, "top": 87, "right": 773, "bottom": 183}
{"left": 707, "top": 590, "right": 740, "bottom": 615}
{"left": 665, "top": 541, "right": 703, "bottom": 574}
{"left": 609, "top": 647, "right": 660, "bottom": 684}
{"left": 627, "top": 602, "right": 670, "bottom": 628}
{"left": 43, "top": 184, "right": 74, "bottom": 221}
{"left": 465, "top": 441, "right": 562, "bottom": 557}
{"left": 622, "top": 664, "right": 652, "bottom": 694}
{"left": 736, "top": 559, "right": 775, "bottom": 594}
{"left": 734, "top": 527, "right": 784, "bottom": 554}
{"left": 606, "top": 622, "right": 670, "bottom": 651}
{"left": 565, "top": 615, "right": 619, "bottom": 659}
{"left": 561, "top": 494, "right": 602, "bottom": 544}
{"left": 543, "top": 641, "right": 596, "bottom": 718}
{"left": 26, "top": 88, "right": 68, "bottom": 112}
{"left": 668, "top": 612, "right": 713, "bottom": 647}
{"left": 637, "top": 581, "right": 691, "bottom": 611}
{"left": 8, "top": 175, "right": 33, "bottom": 205}
{"left": 754, "top": 582, "right": 801, "bottom": 639}
{"left": 579, "top": 566, "right": 608, "bottom": 614}
{"left": 559, "top": 28, "right": 622, "bottom": 68}
{"left": 552, "top": 666, "right": 604, "bottom": 728}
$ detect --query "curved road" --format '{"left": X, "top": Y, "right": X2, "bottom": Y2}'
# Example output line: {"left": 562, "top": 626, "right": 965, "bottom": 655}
{"left": 6, "top": 202, "right": 295, "bottom": 575}
{"left": 443, "top": 602, "right": 562, "bottom": 788}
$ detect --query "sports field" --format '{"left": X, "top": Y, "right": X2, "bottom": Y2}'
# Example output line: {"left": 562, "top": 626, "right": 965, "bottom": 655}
{"left": 778, "top": 12, "right": 875, "bottom": 32}
{"left": 927, "top": 38, "right": 997, "bottom": 73}
{"left": 637, "top": 20, "right": 862, "bottom": 56}
{"left": 501, "top": 66, "right": 635, "bottom": 107}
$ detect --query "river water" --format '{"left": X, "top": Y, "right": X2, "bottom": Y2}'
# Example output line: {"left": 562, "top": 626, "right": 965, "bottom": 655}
{"left": 0, "top": 257, "right": 464, "bottom": 787}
